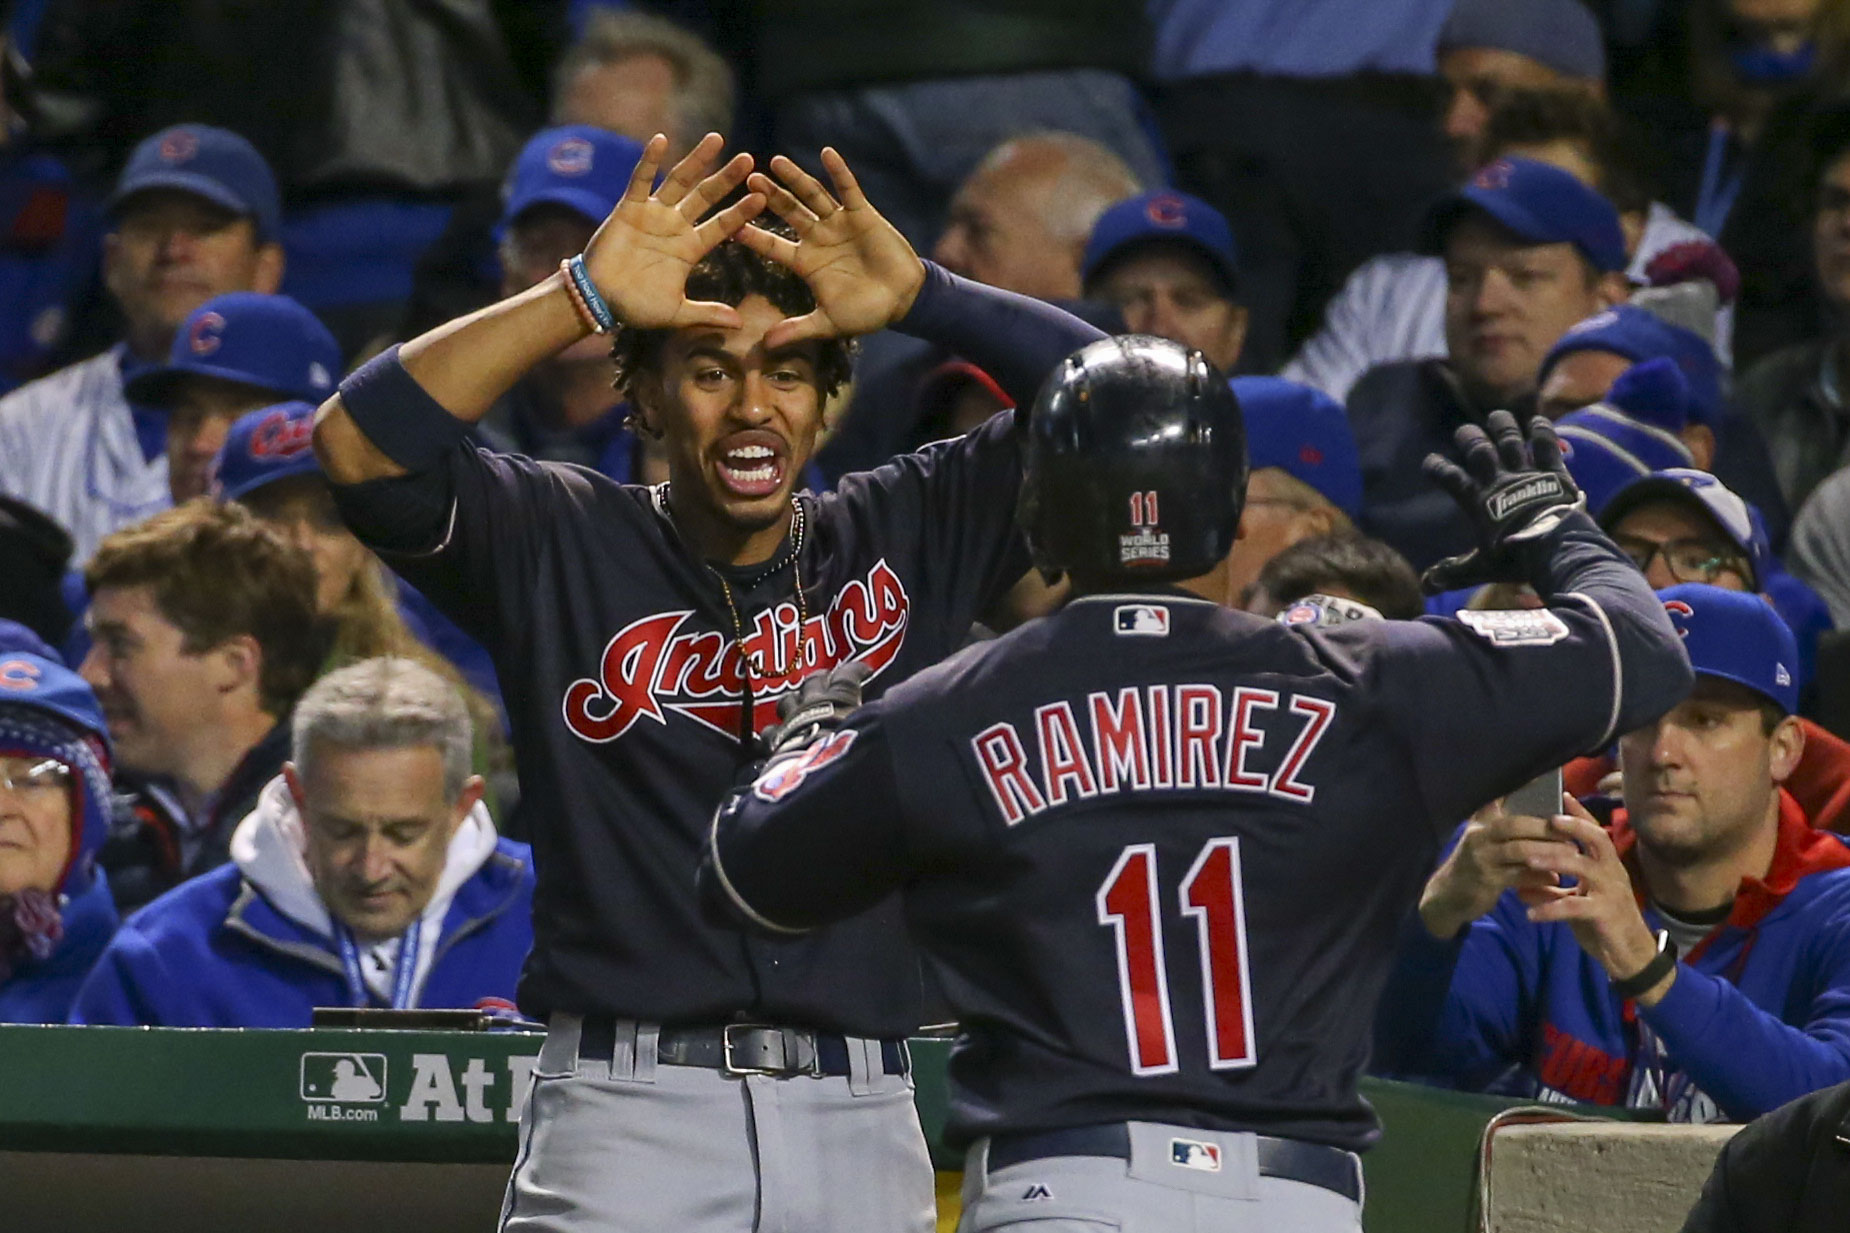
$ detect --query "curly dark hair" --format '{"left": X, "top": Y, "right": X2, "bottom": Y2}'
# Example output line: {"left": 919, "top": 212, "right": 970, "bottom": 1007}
{"left": 609, "top": 222, "right": 855, "bottom": 414}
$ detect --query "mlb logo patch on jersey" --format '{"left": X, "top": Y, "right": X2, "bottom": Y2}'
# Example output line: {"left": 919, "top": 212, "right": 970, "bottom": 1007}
{"left": 1457, "top": 608, "right": 1570, "bottom": 647}
{"left": 1170, "top": 1138, "right": 1222, "bottom": 1172}
{"left": 1114, "top": 604, "right": 1170, "bottom": 636}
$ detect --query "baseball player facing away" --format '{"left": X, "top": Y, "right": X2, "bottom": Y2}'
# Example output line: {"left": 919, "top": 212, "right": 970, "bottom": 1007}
{"left": 704, "top": 337, "right": 1694, "bottom": 1232}
{"left": 310, "top": 134, "right": 1102, "bottom": 1232}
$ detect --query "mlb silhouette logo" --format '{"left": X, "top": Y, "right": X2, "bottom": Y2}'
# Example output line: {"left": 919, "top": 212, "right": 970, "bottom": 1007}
{"left": 300, "top": 1052, "right": 387, "bottom": 1103}
{"left": 1114, "top": 604, "right": 1170, "bottom": 636}
{"left": 1170, "top": 1138, "right": 1222, "bottom": 1172}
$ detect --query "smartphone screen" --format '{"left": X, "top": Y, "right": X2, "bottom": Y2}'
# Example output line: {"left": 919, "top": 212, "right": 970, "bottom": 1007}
{"left": 1504, "top": 767, "right": 1565, "bottom": 818}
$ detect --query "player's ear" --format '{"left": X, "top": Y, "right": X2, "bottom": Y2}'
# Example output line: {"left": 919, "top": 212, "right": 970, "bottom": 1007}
{"left": 628, "top": 378, "right": 667, "bottom": 440}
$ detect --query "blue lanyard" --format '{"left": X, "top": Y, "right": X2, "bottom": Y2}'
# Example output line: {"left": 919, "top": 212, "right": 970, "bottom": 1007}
{"left": 1694, "top": 121, "right": 1745, "bottom": 239}
{"left": 334, "top": 920, "right": 421, "bottom": 1010}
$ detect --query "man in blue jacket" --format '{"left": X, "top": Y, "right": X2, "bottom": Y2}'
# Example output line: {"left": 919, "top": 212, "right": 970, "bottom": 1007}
{"left": 1379, "top": 585, "right": 1850, "bottom": 1122}
{"left": 0, "top": 626, "right": 118, "bottom": 1023}
{"left": 72, "top": 655, "right": 532, "bottom": 1026}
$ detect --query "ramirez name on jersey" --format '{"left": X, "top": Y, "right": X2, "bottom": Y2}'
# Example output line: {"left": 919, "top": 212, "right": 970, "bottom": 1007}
{"left": 971, "top": 684, "right": 1337, "bottom": 826}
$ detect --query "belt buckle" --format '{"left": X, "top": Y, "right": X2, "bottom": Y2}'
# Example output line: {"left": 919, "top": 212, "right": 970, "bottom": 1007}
{"left": 722, "top": 1023, "right": 806, "bottom": 1077}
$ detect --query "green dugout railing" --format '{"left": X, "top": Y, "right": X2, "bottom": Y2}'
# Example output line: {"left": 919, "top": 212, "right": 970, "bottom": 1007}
{"left": 0, "top": 1024, "right": 1557, "bottom": 1230}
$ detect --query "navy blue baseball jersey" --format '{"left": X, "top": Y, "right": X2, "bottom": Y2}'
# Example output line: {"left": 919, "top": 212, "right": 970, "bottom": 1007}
{"left": 705, "top": 514, "right": 1693, "bottom": 1149}
{"left": 327, "top": 265, "right": 1102, "bottom": 1033}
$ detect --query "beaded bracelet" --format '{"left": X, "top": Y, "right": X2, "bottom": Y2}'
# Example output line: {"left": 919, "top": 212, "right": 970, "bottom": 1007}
{"left": 560, "top": 254, "right": 617, "bottom": 334}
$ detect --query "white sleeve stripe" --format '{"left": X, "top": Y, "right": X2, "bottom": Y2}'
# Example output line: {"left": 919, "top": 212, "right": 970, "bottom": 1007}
{"left": 1562, "top": 591, "right": 1623, "bottom": 747}
{"left": 706, "top": 807, "right": 808, "bottom": 936}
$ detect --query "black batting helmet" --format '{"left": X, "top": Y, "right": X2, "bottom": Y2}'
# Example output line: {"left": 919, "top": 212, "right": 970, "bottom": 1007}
{"left": 1017, "top": 335, "right": 1247, "bottom": 585}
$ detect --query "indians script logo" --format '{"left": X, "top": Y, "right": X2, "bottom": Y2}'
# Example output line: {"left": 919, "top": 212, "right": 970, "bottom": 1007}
{"left": 562, "top": 560, "right": 911, "bottom": 743}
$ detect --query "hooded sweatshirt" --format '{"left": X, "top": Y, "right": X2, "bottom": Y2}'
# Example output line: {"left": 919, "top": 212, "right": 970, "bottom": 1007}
{"left": 69, "top": 773, "right": 533, "bottom": 1027}
{"left": 1376, "top": 792, "right": 1850, "bottom": 1122}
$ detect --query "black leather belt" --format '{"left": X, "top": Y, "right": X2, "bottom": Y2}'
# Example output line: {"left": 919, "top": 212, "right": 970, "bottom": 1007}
{"left": 576, "top": 1016, "right": 908, "bottom": 1078}
{"left": 987, "top": 1123, "right": 1362, "bottom": 1204}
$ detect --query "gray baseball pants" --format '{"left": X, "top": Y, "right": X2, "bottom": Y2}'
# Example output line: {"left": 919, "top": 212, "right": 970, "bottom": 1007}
{"left": 499, "top": 1014, "right": 937, "bottom": 1233}
{"left": 958, "top": 1123, "right": 1364, "bottom": 1233}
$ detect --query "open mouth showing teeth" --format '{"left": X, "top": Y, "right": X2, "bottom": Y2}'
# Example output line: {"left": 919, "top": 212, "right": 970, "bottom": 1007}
{"left": 717, "top": 443, "right": 785, "bottom": 496}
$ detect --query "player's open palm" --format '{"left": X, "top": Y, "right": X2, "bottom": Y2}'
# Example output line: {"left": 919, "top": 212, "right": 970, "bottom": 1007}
{"left": 582, "top": 133, "right": 764, "bottom": 331}
{"left": 740, "top": 149, "right": 926, "bottom": 347}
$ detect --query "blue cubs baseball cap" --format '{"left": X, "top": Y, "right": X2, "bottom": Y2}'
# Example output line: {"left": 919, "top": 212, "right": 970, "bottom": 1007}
{"left": 1557, "top": 359, "right": 1698, "bottom": 513}
{"left": 211, "top": 401, "right": 321, "bottom": 503}
{"left": 1600, "top": 468, "right": 1768, "bottom": 591}
{"left": 1231, "top": 376, "right": 1363, "bottom": 517}
{"left": 125, "top": 292, "right": 341, "bottom": 407}
{"left": 1423, "top": 156, "right": 1628, "bottom": 274}
{"left": 1658, "top": 583, "right": 1798, "bottom": 714}
{"left": 1082, "top": 190, "right": 1241, "bottom": 294}
{"left": 500, "top": 125, "right": 647, "bottom": 234}
{"left": 1541, "top": 305, "right": 1724, "bottom": 426}
{"left": 110, "top": 124, "right": 281, "bottom": 241}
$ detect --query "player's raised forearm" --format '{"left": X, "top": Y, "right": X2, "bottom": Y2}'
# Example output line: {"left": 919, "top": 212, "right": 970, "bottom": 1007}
{"left": 313, "top": 273, "right": 590, "bottom": 484}
{"left": 895, "top": 261, "right": 1106, "bottom": 408}
{"left": 1520, "top": 510, "right": 1695, "bottom": 735}
{"left": 400, "top": 271, "right": 591, "bottom": 420}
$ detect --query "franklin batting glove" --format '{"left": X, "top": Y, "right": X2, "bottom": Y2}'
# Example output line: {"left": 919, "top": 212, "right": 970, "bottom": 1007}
{"left": 761, "top": 660, "right": 873, "bottom": 757}
{"left": 1421, "top": 410, "right": 1585, "bottom": 594}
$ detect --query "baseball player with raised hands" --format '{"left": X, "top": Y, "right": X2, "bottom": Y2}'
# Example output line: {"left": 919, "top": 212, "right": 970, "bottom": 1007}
{"left": 312, "top": 133, "right": 1103, "bottom": 1232}
{"left": 704, "top": 345, "right": 1692, "bottom": 1233}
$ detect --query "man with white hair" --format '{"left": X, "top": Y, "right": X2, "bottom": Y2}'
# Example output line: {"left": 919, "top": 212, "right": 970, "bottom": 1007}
{"left": 71, "top": 657, "right": 534, "bottom": 1026}
{"left": 822, "top": 131, "right": 1141, "bottom": 476}
{"left": 933, "top": 131, "right": 1145, "bottom": 302}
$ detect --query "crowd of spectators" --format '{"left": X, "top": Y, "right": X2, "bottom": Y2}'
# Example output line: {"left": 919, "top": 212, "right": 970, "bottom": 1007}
{"left": 6, "top": 0, "right": 1850, "bottom": 1192}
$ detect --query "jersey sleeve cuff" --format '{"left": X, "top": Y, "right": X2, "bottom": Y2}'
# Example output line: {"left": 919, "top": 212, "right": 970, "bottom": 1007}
{"left": 705, "top": 799, "right": 810, "bottom": 936}
{"left": 337, "top": 344, "right": 474, "bottom": 474}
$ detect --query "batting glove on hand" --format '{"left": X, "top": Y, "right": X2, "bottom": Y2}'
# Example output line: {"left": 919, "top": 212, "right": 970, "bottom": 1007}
{"left": 1421, "top": 409, "right": 1585, "bottom": 594}
{"left": 761, "top": 660, "right": 873, "bottom": 757}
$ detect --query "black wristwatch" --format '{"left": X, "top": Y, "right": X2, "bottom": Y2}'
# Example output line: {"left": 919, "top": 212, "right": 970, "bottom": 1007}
{"left": 1611, "top": 929, "right": 1679, "bottom": 1000}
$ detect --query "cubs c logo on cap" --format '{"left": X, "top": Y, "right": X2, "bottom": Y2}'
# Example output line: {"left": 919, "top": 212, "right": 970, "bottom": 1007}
{"left": 547, "top": 138, "right": 594, "bottom": 177}
{"left": 249, "top": 409, "right": 314, "bottom": 460}
{"left": 159, "top": 130, "right": 199, "bottom": 164}
{"left": 1663, "top": 598, "right": 1695, "bottom": 635}
{"left": 188, "top": 311, "right": 227, "bottom": 357}
{"left": 1145, "top": 193, "right": 1188, "bottom": 228}
{"left": 0, "top": 658, "right": 43, "bottom": 691}
{"left": 1473, "top": 159, "right": 1514, "bottom": 190}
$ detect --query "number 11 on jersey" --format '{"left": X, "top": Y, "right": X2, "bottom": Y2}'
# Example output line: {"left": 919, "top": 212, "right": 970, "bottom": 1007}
{"left": 1097, "top": 839, "right": 1258, "bottom": 1076}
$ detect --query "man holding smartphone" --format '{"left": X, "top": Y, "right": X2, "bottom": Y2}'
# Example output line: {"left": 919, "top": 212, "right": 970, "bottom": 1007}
{"left": 1379, "top": 585, "right": 1850, "bottom": 1123}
